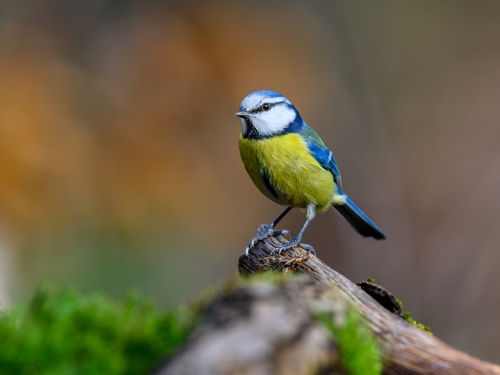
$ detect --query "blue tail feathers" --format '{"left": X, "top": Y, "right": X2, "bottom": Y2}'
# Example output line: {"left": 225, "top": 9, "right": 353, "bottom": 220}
{"left": 333, "top": 197, "right": 386, "bottom": 240}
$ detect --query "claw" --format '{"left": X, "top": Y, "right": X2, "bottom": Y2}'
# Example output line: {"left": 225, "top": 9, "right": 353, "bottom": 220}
{"left": 256, "top": 225, "right": 272, "bottom": 237}
{"left": 245, "top": 225, "right": 296, "bottom": 256}
{"left": 245, "top": 224, "right": 275, "bottom": 256}
{"left": 269, "top": 239, "right": 316, "bottom": 256}
{"left": 273, "top": 229, "right": 293, "bottom": 241}
{"left": 246, "top": 207, "right": 295, "bottom": 256}
{"left": 299, "top": 242, "right": 316, "bottom": 256}
{"left": 270, "top": 238, "right": 299, "bottom": 255}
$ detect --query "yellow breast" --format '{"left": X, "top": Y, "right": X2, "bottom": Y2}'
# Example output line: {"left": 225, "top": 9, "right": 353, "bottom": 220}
{"left": 239, "top": 133, "right": 335, "bottom": 211}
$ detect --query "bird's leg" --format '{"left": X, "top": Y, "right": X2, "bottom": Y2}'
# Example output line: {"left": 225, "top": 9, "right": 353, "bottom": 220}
{"left": 260, "top": 206, "right": 293, "bottom": 238}
{"left": 272, "top": 204, "right": 316, "bottom": 255}
{"left": 246, "top": 207, "right": 293, "bottom": 256}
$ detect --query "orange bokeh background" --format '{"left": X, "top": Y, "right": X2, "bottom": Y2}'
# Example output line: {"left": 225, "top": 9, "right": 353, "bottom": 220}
{"left": 1, "top": 0, "right": 500, "bottom": 362}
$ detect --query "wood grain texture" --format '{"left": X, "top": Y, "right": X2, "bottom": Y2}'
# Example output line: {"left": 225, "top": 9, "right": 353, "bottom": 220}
{"left": 238, "top": 233, "right": 500, "bottom": 375}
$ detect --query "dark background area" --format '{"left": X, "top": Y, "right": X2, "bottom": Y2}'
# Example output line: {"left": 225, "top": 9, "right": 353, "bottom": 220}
{"left": 1, "top": 0, "right": 500, "bottom": 363}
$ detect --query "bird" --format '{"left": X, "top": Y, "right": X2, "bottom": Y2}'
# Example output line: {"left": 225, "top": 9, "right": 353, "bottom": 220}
{"left": 236, "top": 90, "right": 386, "bottom": 256}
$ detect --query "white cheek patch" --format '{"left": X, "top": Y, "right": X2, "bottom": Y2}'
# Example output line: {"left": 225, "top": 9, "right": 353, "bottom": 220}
{"left": 251, "top": 105, "right": 296, "bottom": 136}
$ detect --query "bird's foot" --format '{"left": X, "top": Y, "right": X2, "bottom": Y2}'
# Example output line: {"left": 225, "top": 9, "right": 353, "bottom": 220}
{"left": 273, "top": 229, "right": 293, "bottom": 240}
{"left": 298, "top": 242, "right": 316, "bottom": 256}
{"left": 245, "top": 225, "right": 293, "bottom": 256}
{"left": 270, "top": 238, "right": 316, "bottom": 256}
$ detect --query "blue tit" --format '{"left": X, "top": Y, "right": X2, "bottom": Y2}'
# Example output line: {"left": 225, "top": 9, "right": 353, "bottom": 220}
{"left": 236, "top": 90, "right": 386, "bottom": 256}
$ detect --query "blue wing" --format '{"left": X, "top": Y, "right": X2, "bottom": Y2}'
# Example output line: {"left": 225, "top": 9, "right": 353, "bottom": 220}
{"left": 300, "top": 125, "right": 342, "bottom": 189}
{"left": 299, "top": 125, "right": 386, "bottom": 240}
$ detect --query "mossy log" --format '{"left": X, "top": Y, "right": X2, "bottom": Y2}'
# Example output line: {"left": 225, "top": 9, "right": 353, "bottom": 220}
{"left": 154, "top": 276, "right": 347, "bottom": 375}
{"left": 155, "top": 232, "right": 500, "bottom": 375}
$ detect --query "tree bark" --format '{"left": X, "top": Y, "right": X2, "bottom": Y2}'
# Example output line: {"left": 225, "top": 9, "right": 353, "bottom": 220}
{"left": 153, "top": 276, "right": 346, "bottom": 375}
{"left": 239, "top": 233, "right": 500, "bottom": 375}
{"left": 155, "top": 232, "right": 500, "bottom": 375}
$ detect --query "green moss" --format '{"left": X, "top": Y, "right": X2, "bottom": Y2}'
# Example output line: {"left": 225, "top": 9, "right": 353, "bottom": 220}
{"left": 366, "top": 277, "right": 375, "bottom": 284}
{"left": 396, "top": 298, "right": 432, "bottom": 334}
{"left": 403, "top": 311, "right": 432, "bottom": 333}
{"left": 317, "top": 311, "right": 382, "bottom": 375}
{"left": 0, "top": 285, "right": 199, "bottom": 375}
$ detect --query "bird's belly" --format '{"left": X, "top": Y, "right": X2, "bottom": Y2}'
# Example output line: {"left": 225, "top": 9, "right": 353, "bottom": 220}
{"left": 239, "top": 133, "right": 335, "bottom": 211}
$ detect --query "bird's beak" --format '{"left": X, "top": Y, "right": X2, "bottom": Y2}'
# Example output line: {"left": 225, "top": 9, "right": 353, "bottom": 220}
{"left": 235, "top": 111, "right": 249, "bottom": 118}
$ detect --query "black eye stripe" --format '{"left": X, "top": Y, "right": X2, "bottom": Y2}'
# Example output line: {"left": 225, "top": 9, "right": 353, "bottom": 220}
{"left": 248, "top": 100, "right": 285, "bottom": 114}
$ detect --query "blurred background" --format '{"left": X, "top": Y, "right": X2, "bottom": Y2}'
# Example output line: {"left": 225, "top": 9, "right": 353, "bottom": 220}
{"left": 1, "top": 0, "right": 500, "bottom": 363}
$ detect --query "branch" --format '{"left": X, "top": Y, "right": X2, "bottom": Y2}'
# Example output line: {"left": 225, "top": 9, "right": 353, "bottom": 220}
{"left": 155, "top": 232, "right": 500, "bottom": 375}
{"left": 239, "top": 233, "right": 500, "bottom": 375}
{"left": 154, "top": 276, "right": 346, "bottom": 375}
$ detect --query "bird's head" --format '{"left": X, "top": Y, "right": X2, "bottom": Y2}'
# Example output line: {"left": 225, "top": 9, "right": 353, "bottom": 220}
{"left": 236, "top": 90, "right": 304, "bottom": 139}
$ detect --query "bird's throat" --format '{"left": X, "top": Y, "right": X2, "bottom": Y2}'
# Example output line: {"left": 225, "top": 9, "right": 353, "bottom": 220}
{"left": 242, "top": 119, "right": 261, "bottom": 140}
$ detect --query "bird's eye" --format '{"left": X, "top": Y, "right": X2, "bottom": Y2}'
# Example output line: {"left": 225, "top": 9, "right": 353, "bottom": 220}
{"left": 261, "top": 103, "right": 271, "bottom": 112}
